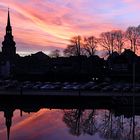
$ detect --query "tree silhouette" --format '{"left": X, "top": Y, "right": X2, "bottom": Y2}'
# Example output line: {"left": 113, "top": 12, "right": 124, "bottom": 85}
{"left": 83, "top": 36, "right": 97, "bottom": 56}
{"left": 114, "top": 30, "right": 125, "bottom": 54}
{"left": 63, "top": 36, "right": 83, "bottom": 56}
{"left": 63, "top": 109, "right": 83, "bottom": 136}
{"left": 63, "top": 109, "right": 98, "bottom": 136}
{"left": 82, "top": 110, "right": 98, "bottom": 135}
{"left": 99, "top": 31, "right": 116, "bottom": 56}
{"left": 98, "top": 110, "right": 114, "bottom": 139}
{"left": 125, "top": 26, "right": 140, "bottom": 53}
{"left": 49, "top": 49, "right": 60, "bottom": 58}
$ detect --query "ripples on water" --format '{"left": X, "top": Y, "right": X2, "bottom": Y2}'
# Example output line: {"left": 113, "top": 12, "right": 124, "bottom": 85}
{"left": 0, "top": 109, "right": 138, "bottom": 140}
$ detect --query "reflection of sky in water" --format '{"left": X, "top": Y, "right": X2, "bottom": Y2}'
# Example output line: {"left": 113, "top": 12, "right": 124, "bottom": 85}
{"left": 0, "top": 109, "right": 137, "bottom": 140}
{"left": 0, "top": 109, "right": 101, "bottom": 140}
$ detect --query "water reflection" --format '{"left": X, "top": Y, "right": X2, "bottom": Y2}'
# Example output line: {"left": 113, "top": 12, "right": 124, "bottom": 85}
{"left": 0, "top": 105, "right": 139, "bottom": 140}
{"left": 63, "top": 109, "right": 97, "bottom": 136}
{"left": 63, "top": 109, "right": 138, "bottom": 140}
{"left": 4, "top": 108, "right": 13, "bottom": 140}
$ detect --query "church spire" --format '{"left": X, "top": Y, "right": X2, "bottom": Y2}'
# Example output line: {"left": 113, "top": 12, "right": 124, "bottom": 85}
{"left": 7, "top": 8, "right": 11, "bottom": 27}
{"left": 6, "top": 8, "right": 12, "bottom": 34}
{"left": 2, "top": 8, "right": 16, "bottom": 61}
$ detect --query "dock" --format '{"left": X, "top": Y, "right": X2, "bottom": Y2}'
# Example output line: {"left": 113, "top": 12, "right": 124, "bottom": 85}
{"left": 0, "top": 90, "right": 139, "bottom": 108}
{"left": 0, "top": 90, "right": 139, "bottom": 97}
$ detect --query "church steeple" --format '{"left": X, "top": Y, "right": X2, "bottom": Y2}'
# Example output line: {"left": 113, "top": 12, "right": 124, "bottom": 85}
{"left": 2, "top": 8, "right": 16, "bottom": 61}
{"left": 6, "top": 8, "right": 12, "bottom": 35}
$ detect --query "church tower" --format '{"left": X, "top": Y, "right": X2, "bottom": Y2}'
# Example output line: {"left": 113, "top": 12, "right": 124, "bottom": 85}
{"left": 2, "top": 9, "right": 16, "bottom": 60}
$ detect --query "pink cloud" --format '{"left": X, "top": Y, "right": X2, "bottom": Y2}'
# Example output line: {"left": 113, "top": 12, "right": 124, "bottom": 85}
{"left": 0, "top": 0, "right": 140, "bottom": 54}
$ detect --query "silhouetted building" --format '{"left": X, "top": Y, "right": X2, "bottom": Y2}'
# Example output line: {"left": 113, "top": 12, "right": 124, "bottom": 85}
{"left": 106, "top": 49, "right": 140, "bottom": 81}
{"left": 0, "top": 61, "right": 10, "bottom": 78}
{"left": 0, "top": 9, "right": 17, "bottom": 78}
{"left": 2, "top": 9, "right": 16, "bottom": 61}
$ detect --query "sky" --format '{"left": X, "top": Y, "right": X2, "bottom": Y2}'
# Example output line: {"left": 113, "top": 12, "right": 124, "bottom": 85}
{"left": 0, "top": 0, "right": 140, "bottom": 55}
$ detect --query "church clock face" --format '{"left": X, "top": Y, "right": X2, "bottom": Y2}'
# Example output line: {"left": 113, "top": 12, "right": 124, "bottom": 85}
{"left": 7, "top": 31, "right": 11, "bottom": 34}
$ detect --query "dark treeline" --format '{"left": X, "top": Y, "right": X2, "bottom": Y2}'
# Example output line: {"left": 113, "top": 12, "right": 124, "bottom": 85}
{"left": 63, "top": 25, "right": 140, "bottom": 57}
{"left": 2, "top": 48, "right": 139, "bottom": 82}
{"left": 11, "top": 52, "right": 104, "bottom": 82}
{"left": 1, "top": 24, "right": 140, "bottom": 82}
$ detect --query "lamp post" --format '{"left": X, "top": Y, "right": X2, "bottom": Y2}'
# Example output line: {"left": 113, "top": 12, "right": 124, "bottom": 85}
{"left": 77, "top": 35, "right": 81, "bottom": 97}
{"left": 132, "top": 49, "right": 135, "bottom": 140}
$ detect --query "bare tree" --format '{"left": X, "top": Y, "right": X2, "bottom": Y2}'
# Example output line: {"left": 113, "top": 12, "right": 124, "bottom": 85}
{"left": 125, "top": 26, "right": 139, "bottom": 53}
{"left": 82, "top": 110, "right": 98, "bottom": 135}
{"left": 99, "top": 32, "right": 116, "bottom": 55}
{"left": 63, "top": 109, "right": 83, "bottom": 136}
{"left": 114, "top": 30, "right": 125, "bottom": 54}
{"left": 83, "top": 36, "right": 97, "bottom": 56}
{"left": 63, "top": 109, "right": 98, "bottom": 136}
{"left": 63, "top": 36, "right": 82, "bottom": 57}
{"left": 63, "top": 45, "right": 77, "bottom": 57}
{"left": 136, "top": 25, "right": 140, "bottom": 51}
{"left": 49, "top": 49, "right": 60, "bottom": 58}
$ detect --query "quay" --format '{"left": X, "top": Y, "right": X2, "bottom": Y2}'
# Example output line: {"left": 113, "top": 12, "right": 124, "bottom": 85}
{"left": 0, "top": 90, "right": 139, "bottom": 97}
{"left": 0, "top": 90, "right": 139, "bottom": 108}
{"left": 0, "top": 90, "right": 139, "bottom": 118}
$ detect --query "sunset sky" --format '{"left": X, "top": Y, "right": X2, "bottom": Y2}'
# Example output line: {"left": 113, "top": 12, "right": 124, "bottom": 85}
{"left": 0, "top": 0, "right": 140, "bottom": 55}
